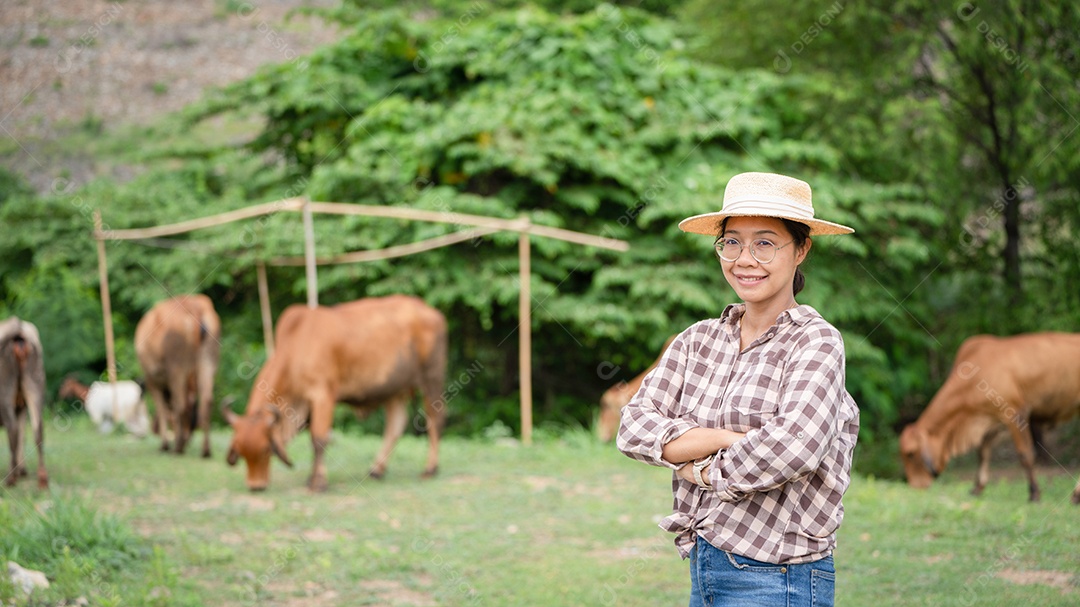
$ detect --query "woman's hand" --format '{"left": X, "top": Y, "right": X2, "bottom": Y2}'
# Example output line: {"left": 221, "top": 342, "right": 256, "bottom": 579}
{"left": 675, "top": 459, "right": 713, "bottom": 486}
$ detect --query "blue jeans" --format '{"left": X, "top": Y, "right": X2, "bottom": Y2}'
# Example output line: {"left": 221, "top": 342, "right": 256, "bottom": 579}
{"left": 688, "top": 537, "right": 835, "bottom": 607}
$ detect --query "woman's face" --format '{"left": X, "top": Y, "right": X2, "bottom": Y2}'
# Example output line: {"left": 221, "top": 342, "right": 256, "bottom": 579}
{"left": 718, "top": 216, "right": 809, "bottom": 306}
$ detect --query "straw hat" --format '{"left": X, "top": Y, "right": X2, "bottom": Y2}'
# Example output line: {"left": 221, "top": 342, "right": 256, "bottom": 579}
{"left": 678, "top": 172, "right": 854, "bottom": 236}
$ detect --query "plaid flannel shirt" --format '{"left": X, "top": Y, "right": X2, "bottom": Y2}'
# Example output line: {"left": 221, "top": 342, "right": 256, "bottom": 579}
{"left": 617, "top": 304, "right": 859, "bottom": 564}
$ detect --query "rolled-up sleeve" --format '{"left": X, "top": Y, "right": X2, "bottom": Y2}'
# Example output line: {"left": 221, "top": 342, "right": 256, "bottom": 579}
{"left": 707, "top": 329, "right": 846, "bottom": 501}
{"left": 616, "top": 330, "right": 699, "bottom": 470}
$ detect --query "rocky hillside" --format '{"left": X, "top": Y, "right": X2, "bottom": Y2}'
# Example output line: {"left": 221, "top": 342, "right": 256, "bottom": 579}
{"left": 0, "top": 0, "right": 339, "bottom": 191}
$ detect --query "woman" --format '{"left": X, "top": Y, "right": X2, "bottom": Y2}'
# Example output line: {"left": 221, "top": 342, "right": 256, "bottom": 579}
{"left": 617, "top": 172, "right": 860, "bottom": 607}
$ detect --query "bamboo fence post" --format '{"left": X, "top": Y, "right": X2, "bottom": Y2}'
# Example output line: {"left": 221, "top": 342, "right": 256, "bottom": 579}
{"left": 302, "top": 199, "right": 318, "bottom": 308}
{"left": 93, "top": 211, "right": 120, "bottom": 419}
{"left": 256, "top": 261, "right": 274, "bottom": 357}
{"left": 518, "top": 218, "right": 533, "bottom": 446}
{"left": 93, "top": 211, "right": 117, "bottom": 385}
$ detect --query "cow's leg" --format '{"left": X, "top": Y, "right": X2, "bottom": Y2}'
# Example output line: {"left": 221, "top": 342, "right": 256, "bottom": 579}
{"left": 13, "top": 407, "right": 27, "bottom": 478}
{"left": 0, "top": 380, "right": 19, "bottom": 486}
{"left": 419, "top": 389, "right": 444, "bottom": 478}
{"left": 33, "top": 408, "right": 47, "bottom": 489}
{"left": 21, "top": 363, "right": 47, "bottom": 489}
{"left": 1006, "top": 418, "right": 1040, "bottom": 502}
{"left": 195, "top": 359, "right": 215, "bottom": 459}
{"left": 971, "top": 429, "right": 1001, "bottom": 497}
{"left": 308, "top": 391, "right": 335, "bottom": 492}
{"left": 167, "top": 373, "right": 190, "bottom": 454}
{"left": 418, "top": 345, "right": 446, "bottom": 479}
{"left": 145, "top": 384, "right": 172, "bottom": 452}
{"left": 370, "top": 394, "right": 409, "bottom": 480}
{"left": 1, "top": 421, "right": 18, "bottom": 487}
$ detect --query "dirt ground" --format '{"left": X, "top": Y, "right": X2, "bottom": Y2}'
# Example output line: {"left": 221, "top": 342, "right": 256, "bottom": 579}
{"left": 0, "top": 0, "right": 340, "bottom": 191}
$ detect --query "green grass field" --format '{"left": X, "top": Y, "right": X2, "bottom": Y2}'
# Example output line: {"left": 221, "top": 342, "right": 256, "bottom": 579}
{"left": 1, "top": 417, "right": 1078, "bottom": 606}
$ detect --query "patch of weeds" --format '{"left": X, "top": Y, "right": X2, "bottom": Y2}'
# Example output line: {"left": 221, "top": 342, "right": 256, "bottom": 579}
{"left": 0, "top": 570, "right": 15, "bottom": 602}
{"left": 29, "top": 35, "right": 49, "bottom": 47}
{"left": 142, "top": 546, "right": 181, "bottom": 607}
{"left": 178, "top": 532, "right": 236, "bottom": 566}
{"left": 49, "top": 545, "right": 124, "bottom": 606}
{"left": 482, "top": 419, "right": 514, "bottom": 442}
{"left": 215, "top": 0, "right": 251, "bottom": 20}
{"left": 2, "top": 495, "right": 146, "bottom": 570}
{"left": 80, "top": 113, "right": 104, "bottom": 135}
{"left": 552, "top": 425, "right": 604, "bottom": 450}
{"left": 0, "top": 494, "right": 196, "bottom": 605}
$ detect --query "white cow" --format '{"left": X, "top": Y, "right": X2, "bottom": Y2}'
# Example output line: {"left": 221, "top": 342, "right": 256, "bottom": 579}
{"left": 58, "top": 376, "right": 150, "bottom": 436}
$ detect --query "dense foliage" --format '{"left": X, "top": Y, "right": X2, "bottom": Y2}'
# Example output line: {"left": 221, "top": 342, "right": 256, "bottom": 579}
{"left": 683, "top": 0, "right": 1080, "bottom": 314}
{"left": 2, "top": 3, "right": 1077, "bottom": 476}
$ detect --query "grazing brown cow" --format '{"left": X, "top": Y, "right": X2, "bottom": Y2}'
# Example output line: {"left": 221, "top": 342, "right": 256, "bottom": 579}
{"left": 899, "top": 332, "right": 1080, "bottom": 503}
{"left": 225, "top": 295, "right": 448, "bottom": 492}
{"left": 0, "top": 317, "right": 48, "bottom": 489}
{"left": 597, "top": 335, "right": 676, "bottom": 442}
{"left": 135, "top": 295, "right": 220, "bottom": 457}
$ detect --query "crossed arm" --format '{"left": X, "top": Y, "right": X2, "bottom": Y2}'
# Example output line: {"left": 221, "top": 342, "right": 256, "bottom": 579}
{"left": 621, "top": 324, "right": 849, "bottom": 496}
{"left": 662, "top": 427, "right": 746, "bottom": 486}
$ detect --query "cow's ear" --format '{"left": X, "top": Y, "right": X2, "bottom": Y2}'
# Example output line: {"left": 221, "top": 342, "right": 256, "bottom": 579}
{"left": 221, "top": 397, "right": 239, "bottom": 426}
{"left": 224, "top": 411, "right": 240, "bottom": 427}
{"left": 270, "top": 436, "right": 294, "bottom": 468}
{"left": 921, "top": 445, "right": 939, "bottom": 478}
{"left": 226, "top": 446, "right": 239, "bottom": 466}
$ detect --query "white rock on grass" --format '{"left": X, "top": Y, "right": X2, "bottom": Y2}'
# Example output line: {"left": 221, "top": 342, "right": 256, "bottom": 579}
{"left": 7, "top": 560, "right": 49, "bottom": 595}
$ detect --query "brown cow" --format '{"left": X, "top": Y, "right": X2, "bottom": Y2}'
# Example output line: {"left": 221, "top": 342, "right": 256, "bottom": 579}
{"left": 225, "top": 295, "right": 448, "bottom": 492}
{"left": 597, "top": 335, "right": 676, "bottom": 442}
{"left": 0, "top": 317, "right": 48, "bottom": 488}
{"left": 135, "top": 295, "right": 220, "bottom": 457}
{"left": 899, "top": 333, "right": 1080, "bottom": 503}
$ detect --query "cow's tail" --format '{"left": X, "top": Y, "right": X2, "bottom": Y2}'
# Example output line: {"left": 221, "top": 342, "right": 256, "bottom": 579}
{"left": 11, "top": 335, "right": 28, "bottom": 374}
{"left": 196, "top": 307, "right": 221, "bottom": 350}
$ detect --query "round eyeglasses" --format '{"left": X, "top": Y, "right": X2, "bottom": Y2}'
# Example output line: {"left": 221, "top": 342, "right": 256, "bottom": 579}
{"left": 714, "top": 236, "right": 794, "bottom": 264}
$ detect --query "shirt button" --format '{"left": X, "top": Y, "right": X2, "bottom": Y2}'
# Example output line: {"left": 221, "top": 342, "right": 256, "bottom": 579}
{"left": 796, "top": 432, "right": 805, "bottom": 439}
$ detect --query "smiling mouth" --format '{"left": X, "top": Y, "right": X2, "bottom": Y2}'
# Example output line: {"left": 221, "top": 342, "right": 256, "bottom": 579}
{"left": 735, "top": 275, "right": 767, "bottom": 283}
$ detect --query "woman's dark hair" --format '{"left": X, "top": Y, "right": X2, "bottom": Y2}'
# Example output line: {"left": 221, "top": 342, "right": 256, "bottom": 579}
{"left": 718, "top": 217, "right": 811, "bottom": 296}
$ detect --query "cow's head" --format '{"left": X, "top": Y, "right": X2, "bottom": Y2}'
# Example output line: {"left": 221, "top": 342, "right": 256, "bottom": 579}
{"left": 899, "top": 424, "right": 939, "bottom": 489}
{"left": 58, "top": 375, "right": 82, "bottom": 400}
{"left": 224, "top": 406, "right": 293, "bottom": 492}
